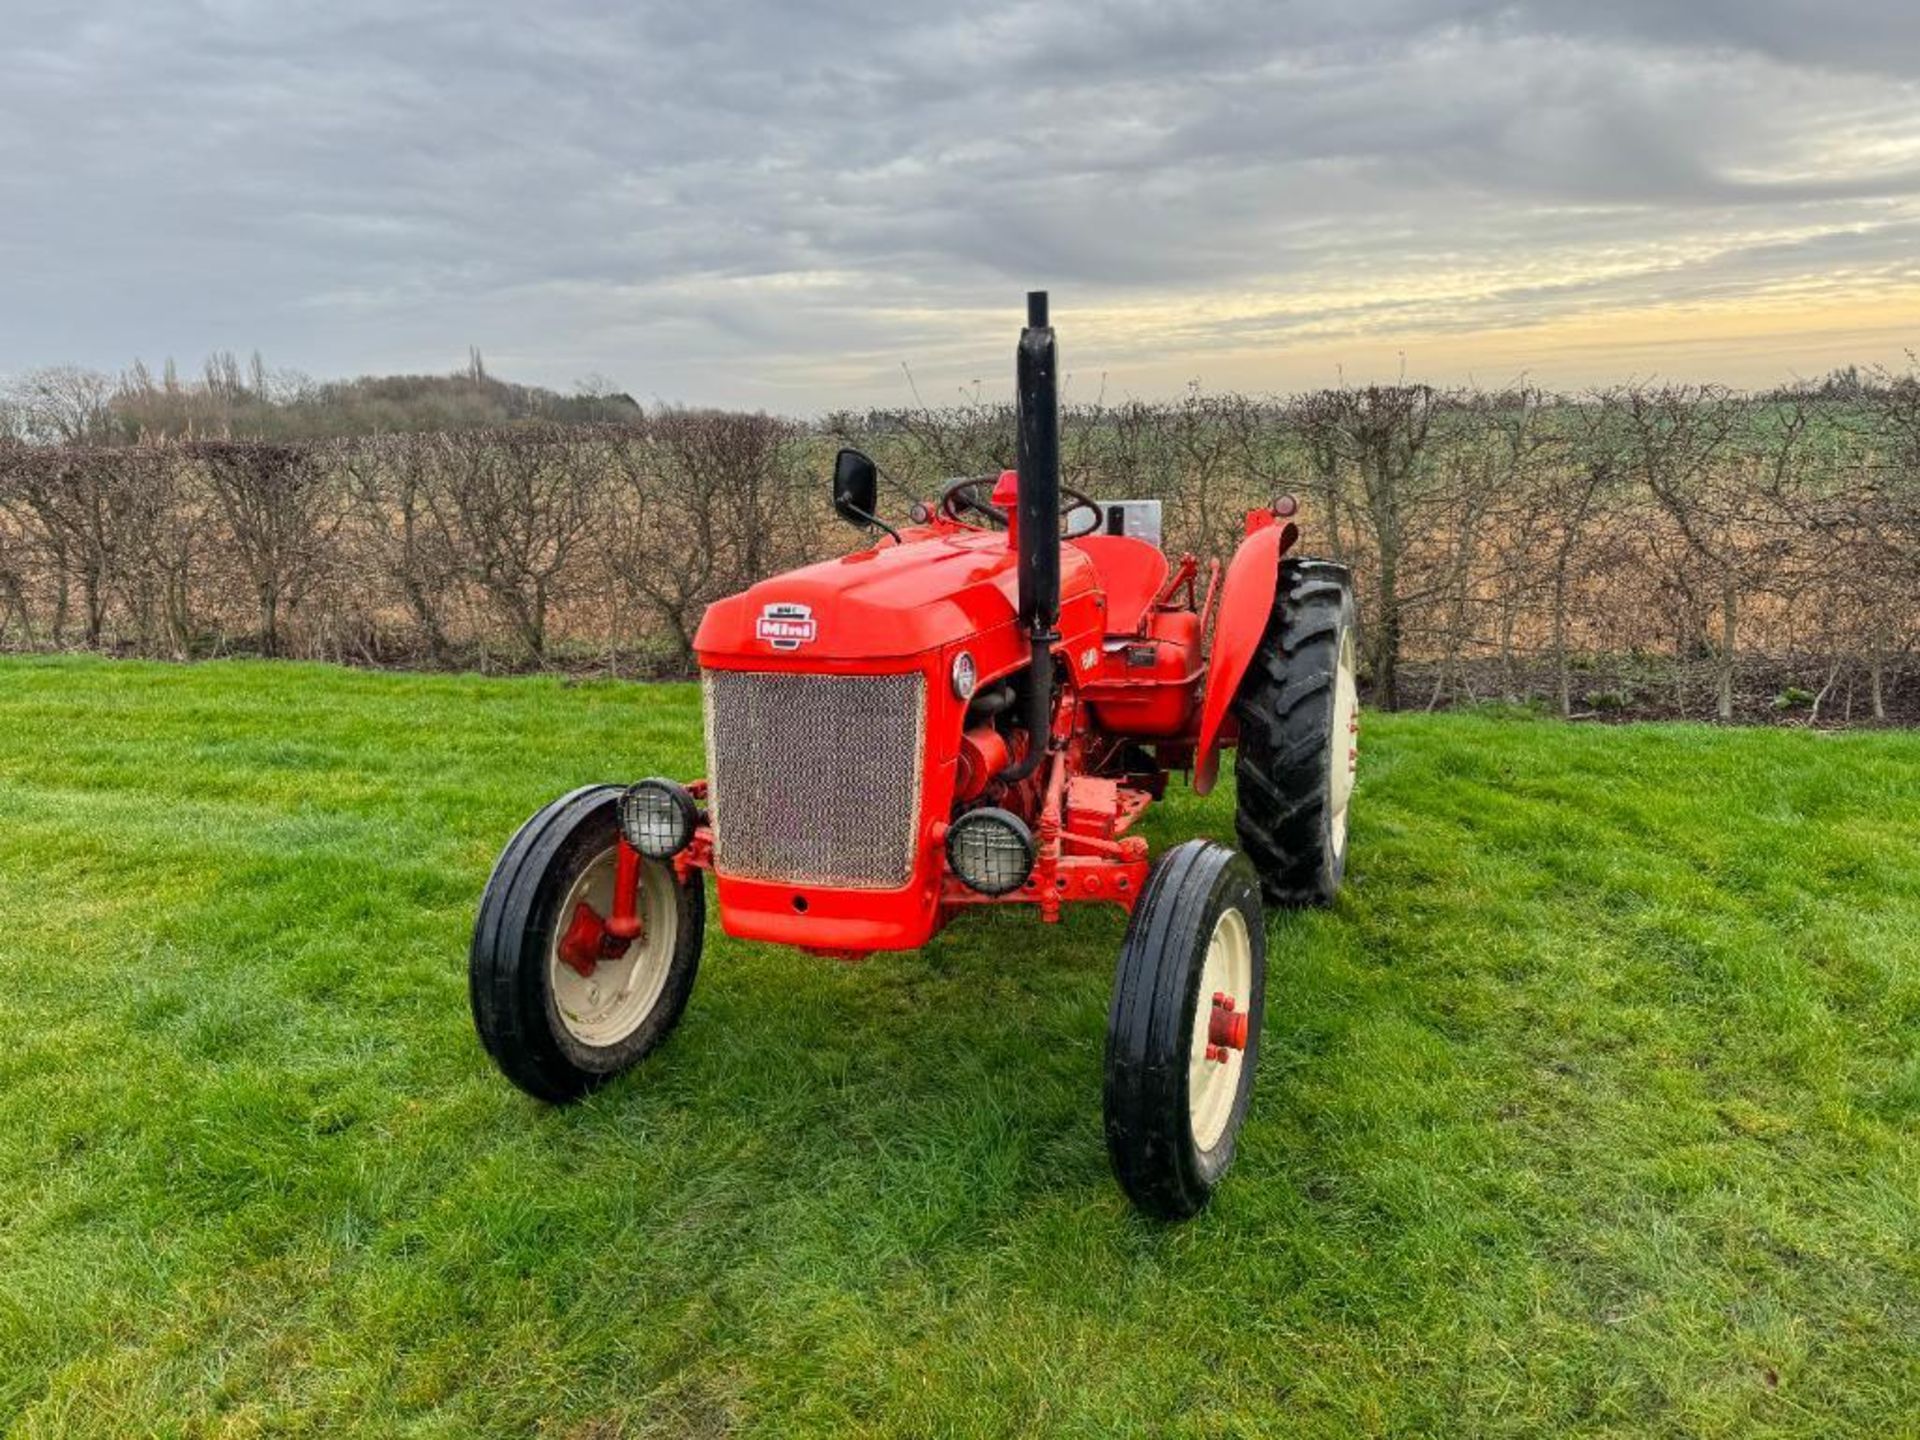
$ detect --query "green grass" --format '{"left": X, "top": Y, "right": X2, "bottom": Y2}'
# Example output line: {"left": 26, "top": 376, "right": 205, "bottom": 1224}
{"left": 0, "top": 657, "right": 1916, "bottom": 1438}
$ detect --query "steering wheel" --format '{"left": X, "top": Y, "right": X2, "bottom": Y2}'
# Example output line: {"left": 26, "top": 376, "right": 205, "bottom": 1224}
{"left": 939, "top": 475, "right": 1104, "bottom": 539}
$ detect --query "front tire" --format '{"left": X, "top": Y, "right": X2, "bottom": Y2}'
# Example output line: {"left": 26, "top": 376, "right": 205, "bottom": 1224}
{"left": 470, "top": 785, "right": 705, "bottom": 1104}
{"left": 1232, "top": 557, "right": 1359, "bottom": 907}
{"left": 1104, "top": 841, "right": 1267, "bottom": 1220}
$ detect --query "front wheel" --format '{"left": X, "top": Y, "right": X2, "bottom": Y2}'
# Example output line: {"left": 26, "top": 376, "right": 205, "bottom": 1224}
{"left": 1103, "top": 840, "right": 1267, "bottom": 1219}
{"left": 470, "top": 785, "right": 705, "bottom": 1103}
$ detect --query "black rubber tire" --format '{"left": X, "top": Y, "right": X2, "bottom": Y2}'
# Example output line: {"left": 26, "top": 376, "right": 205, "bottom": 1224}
{"left": 1103, "top": 840, "right": 1267, "bottom": 1220}
{"left": 470, "top": 785, "right": 705, "bottom": 1104}
{"left": 1232, "top": 556, "right": 1357, "bottom": 907}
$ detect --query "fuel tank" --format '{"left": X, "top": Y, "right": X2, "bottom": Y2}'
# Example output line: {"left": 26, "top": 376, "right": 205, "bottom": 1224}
{"left": 1080, "top": 608, "right": 1203, "bottom": 738}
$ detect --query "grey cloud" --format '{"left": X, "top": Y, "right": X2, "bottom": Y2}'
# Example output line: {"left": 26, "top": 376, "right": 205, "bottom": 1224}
{"left": 1, "top": 0, "right": 1916, "bottom": 407}
{"left": 1512, "top": 0, "right": 1920, "bottom": 78}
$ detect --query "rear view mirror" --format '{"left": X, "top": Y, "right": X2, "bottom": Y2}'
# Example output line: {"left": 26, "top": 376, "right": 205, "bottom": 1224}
{"left": 832, "top": 448, "right": 879, "bottom": 529}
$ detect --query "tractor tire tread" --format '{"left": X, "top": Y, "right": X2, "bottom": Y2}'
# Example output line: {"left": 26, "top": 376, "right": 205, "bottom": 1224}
{"left": 470, "top": 787, "right": 704, "bottom": 1105}
{"left": 1230, "top": 557, "right": 1356, "bottom": 907}
{"left": 1104, "top": 840, "right": 1266, "bottom": 1220}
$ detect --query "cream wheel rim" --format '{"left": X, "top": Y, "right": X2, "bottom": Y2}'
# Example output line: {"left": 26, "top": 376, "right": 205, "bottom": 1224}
{"left": 548, "top": 846, "right": 679, "bottom": 1047}
{"left": 1188, "top": 906, "right": 1253, "bottom": 1152}
{"left": 1330, "top": 627, "right": 1359, "bottom": 855}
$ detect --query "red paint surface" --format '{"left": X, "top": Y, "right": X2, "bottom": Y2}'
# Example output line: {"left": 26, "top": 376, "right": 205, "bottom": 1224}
{"left": 679, "top": 499, "right": 1283, "bottom": 953}
{"left": 1192, "top": 516, "right": 1298, "bottom": 795}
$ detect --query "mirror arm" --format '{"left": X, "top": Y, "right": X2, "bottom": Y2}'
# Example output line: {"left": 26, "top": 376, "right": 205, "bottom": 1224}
{"left": 844, "top": 504, "right": 902, "bottom": 545}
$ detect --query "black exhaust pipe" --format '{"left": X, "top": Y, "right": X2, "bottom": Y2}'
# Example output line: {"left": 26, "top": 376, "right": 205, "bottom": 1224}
{"left": 1002, "top": 290, "right": 1059, "bottom": 784}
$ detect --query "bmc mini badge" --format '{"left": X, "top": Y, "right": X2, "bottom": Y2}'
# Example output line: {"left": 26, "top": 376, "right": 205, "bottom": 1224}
{"left": 755, "top": 601, "right": 817, "bottom": 651}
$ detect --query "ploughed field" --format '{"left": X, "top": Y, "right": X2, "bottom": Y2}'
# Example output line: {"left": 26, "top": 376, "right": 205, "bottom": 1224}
{"left": 0, "top": 656, "right": 1916, "bottom": 1437}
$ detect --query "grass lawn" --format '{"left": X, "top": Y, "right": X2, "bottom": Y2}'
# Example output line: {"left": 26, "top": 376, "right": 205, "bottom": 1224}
{"left": 0, "top": 656, "right": 1916, "bottom": 1438}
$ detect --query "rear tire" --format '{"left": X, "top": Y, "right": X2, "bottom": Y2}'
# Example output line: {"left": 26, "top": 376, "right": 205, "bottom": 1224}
{"left": 1104, "top": 840, "right": 1267, "bottom": 1220}
{"left": 1232, "top": 557, "right": 1358, "bottom": 907}
{"left": 470, "top": 785, "right": 705, "bottom": 1104}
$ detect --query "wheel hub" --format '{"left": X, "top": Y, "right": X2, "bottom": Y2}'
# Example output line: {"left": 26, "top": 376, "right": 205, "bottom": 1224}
{"left": 1188, "top": 907, "right": 1254, "bottom": 1150}
{"left": 1205, "top": 991, "right": 1248, "bottom": 1063}
{"left": 548, "top": 846, "right": 679, "bottom": 1047}
{"left": 555, "top": 901, "right": 639, "bottom": 977}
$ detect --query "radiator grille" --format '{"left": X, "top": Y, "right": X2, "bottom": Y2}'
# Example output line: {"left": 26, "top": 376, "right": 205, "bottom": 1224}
{"left": 703, "top": 670, "right": 926, "bottom": 889}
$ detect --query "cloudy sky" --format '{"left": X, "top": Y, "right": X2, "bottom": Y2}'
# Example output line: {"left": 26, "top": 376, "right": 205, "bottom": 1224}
{"left": 3, "top": 1, "right": 1918, "bottom": 410}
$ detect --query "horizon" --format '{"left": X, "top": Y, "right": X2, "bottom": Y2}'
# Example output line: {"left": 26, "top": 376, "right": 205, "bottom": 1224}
{"left": 5, "top": 2, "right": 1918, "bottom": 410}
{"left": 9, "top": 329, "right": 1914, "bottom": 427}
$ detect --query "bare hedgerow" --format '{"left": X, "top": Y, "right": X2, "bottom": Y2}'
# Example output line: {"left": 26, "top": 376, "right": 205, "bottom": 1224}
{"left": 884, "top": 385, "right": 1018, "bottom": 488}
{"left": 338, "top": 434, "right": 462, "bottom": 663}
{"left": 605, "top": 410, "right": 812, "bottom": 669}
{"left": 1849, "top": 363, "right": 1920, "bottom": 716}
{"left": 0, "top": 376, "right": 1913, "bottom": 723}
{"left": 0, "top": 445, "right": 150, "bottom": 647}
{"left": 1289, "top": 385, "right": 1444, "bottom": 711}
{"left": 110, "top": 446, "right": 209, "bottom": 658}
{"left": 1544, "top": 394, "right": 1634, "bottom": 716}
{"left": 1411, "top": 390, "right": 1553, "bottom": 710}
{"left": 185, "top": 440, "right": 349, "bottom": 658}
{"left": 1618, "top": 386, "right": 1748, "bottom": 719}
{"left": 418, "top": 425, "right": 603, "bottom": 665}
{"left": 1160, "top": 387, "right": 1264, "bottom": 562}
{"left": 0, "top": 440, "right": 43, "bottom": 645}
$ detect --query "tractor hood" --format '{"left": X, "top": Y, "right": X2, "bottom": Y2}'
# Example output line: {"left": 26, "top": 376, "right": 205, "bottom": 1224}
{"left": 695, "top": 527, "right": 1098, "bottom": 663}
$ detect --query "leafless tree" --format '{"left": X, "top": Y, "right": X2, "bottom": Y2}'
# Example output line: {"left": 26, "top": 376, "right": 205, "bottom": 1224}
{"left": 1851, "top": 364, "right": 1920, "bottom": 716}
{"left": 607, "top": 411, "right": 812, "bottom": 668}
{"left": 1291, "top": 385, "right": 1442, "bottom": 709}
{"left": 189, "top": 440, "right": 348, "bottom": 656}
{"left": 421, "top": 426, "right": 601, "bottom": 664}
{"left": 1537, "top": 393, "right": 1633, "bottom": 714}
{"left": 0, "top": 447, "right": 148, "bottom": 646}
{"left": 0, "top": 441, "right": 41, "bottom": 643}
{"left": 339, "top": 435, "right": 460, "bottom": 662}
{"left": 1621, "top": 386, "right": 1745, "bottom": 718}
{"left": 108, "top": 447, "right": 207, "bottom": 656}
{"left": 3, "top": 367, "right": 120, "bottom": 446}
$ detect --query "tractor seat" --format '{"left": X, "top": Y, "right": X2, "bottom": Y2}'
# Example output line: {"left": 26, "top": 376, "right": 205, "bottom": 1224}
{"left": 1073, "top": 534, "right": 1169, "bottom": 636}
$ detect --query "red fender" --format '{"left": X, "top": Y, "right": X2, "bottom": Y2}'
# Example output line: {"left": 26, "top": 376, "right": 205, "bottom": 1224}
{"left": 1192, "top": 516, "right": 1297, "bottom": 795}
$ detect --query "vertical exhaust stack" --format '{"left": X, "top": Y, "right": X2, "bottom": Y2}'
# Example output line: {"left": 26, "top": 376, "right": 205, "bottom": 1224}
{"left": 1003, "top": 290, "right": 1060, "bottom": 783}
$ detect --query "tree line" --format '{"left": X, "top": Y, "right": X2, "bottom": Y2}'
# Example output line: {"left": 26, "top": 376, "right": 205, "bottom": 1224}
{"left": 0, "top": 350, "right": 640, "bottom": 446}
{"left": 1, "top": 373, "right": 1917, "bottom": 723}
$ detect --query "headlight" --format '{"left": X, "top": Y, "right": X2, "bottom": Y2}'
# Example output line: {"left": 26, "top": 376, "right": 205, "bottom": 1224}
{"left": 946, "top": 807, "right": 1034, "bottom": 896}
{"left": 951, "top": 650, "right": 978, "bottom": 701}
{"left": 619, "top": 778, "right": 697, "bottom": 859}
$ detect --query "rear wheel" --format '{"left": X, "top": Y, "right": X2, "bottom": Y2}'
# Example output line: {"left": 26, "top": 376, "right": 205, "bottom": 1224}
{"left": 1104, "top": 840, "right": 1267, "bottom": 1220}
{"left": 470, "top": 785, "right": 704, "bottom": 1103}
{"left": 1232, "top": 557, "right": 1358, "bottom": 906}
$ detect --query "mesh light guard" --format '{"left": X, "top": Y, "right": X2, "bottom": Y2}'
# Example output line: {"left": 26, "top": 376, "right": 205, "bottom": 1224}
{"left": 947, "top": 809, "right": 1034, "bottom": 896}
{"left": 703, "top": 670, "right": 926, "bottom": 889}
{"left": 620, "top": 780, "right": 693, "bottom": 858}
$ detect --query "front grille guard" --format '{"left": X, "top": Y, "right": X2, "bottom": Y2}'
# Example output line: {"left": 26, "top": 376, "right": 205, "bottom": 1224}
{"left": 702, "top": 670, "right": 927, "bottom": 890}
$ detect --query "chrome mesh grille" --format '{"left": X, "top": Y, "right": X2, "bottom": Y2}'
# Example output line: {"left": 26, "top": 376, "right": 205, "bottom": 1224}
{"left": 703, "top": 670, "right": 926, "bottom": 889}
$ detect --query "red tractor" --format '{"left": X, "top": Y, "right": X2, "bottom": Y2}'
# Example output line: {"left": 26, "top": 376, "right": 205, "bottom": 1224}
{"left": 471, "top": 294, "right": 1359, "bottom": 1218}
